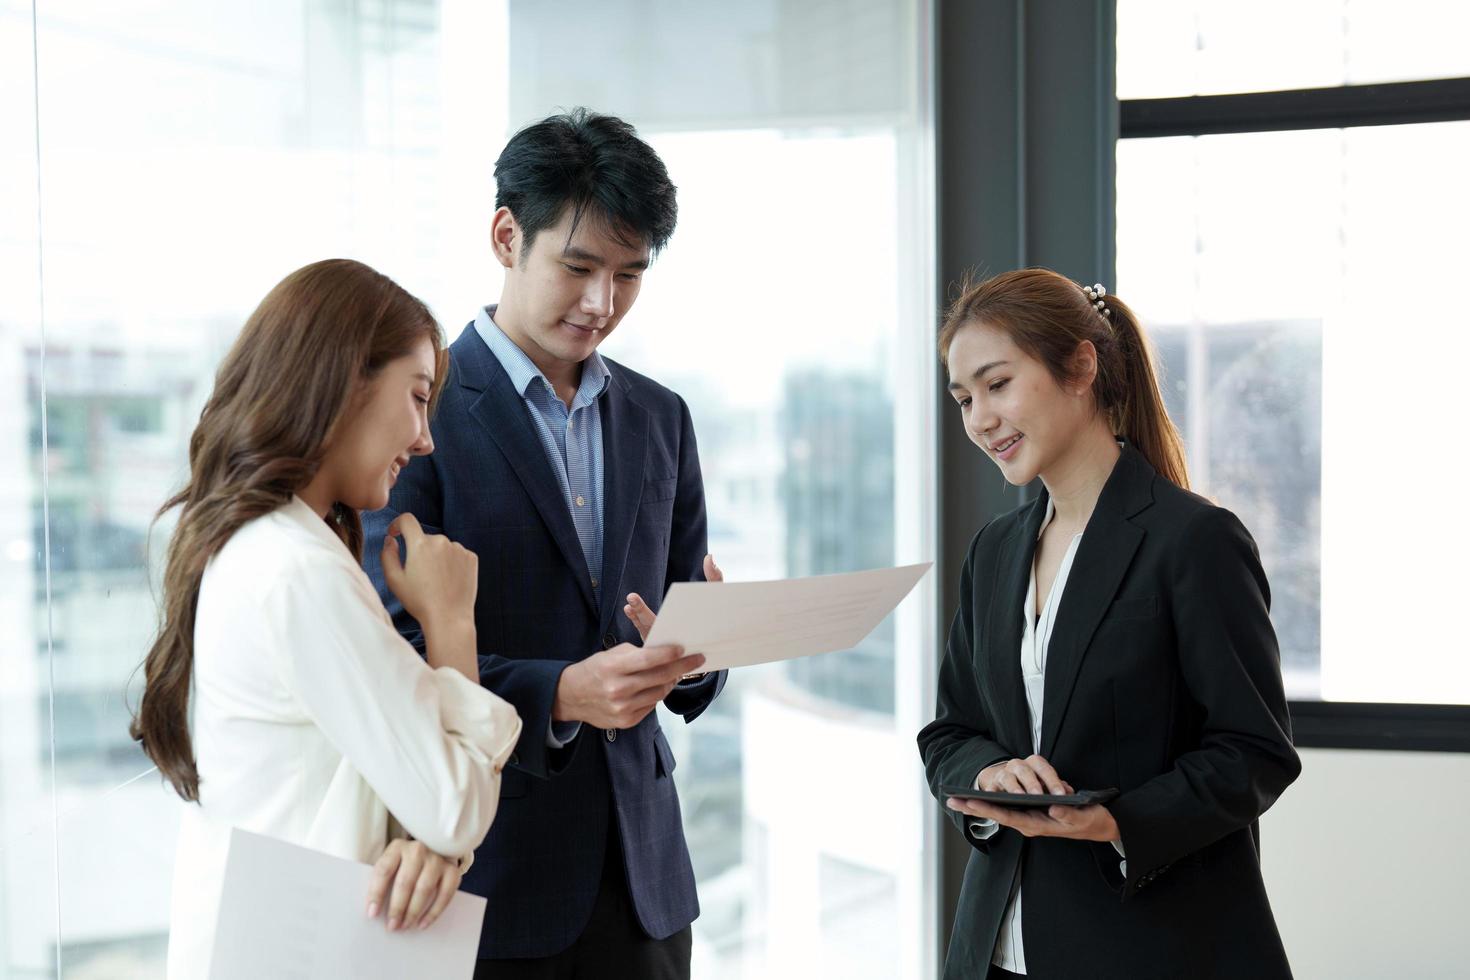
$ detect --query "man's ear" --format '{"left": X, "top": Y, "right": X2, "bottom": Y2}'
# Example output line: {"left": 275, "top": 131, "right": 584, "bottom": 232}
{"left": 490, "top": 206, "right": 518, "bottom": 270}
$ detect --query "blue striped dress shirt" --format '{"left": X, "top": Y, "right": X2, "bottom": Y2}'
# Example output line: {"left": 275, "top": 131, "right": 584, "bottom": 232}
{"left": 475, "top": 306, "right": 611, "bottom": 748}
{"left": 474, "top": 306, "right": 610, "bottom": 597}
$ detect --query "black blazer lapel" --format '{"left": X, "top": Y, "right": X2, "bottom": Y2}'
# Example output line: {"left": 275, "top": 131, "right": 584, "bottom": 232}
{"left": 596, "top": 369, "right": 650, "bottom": 634}
{"left": 451, "top": 325, "right": 598, "bottom": 617}
{"left": 1037, "top": 447, "right": 1155, "bottom": 759}
{"left": 985, "top": 495, "right": 1048, "bottom": 755}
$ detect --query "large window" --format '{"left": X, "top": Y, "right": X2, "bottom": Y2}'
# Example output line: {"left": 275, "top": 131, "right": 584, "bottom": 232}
{"left": 1, "top": 1, "right": 937, "bottom": 976}
{"left": 1116, "top": 1, "right": 1470, "bottom": 717}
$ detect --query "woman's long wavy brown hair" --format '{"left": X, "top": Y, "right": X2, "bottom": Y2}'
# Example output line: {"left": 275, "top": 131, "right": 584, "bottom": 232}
{"left": 130, "top": 258, "right": 445, "bottom": 801}
{"left": 938, "top": 267, "right": 1190, "bottom": 489}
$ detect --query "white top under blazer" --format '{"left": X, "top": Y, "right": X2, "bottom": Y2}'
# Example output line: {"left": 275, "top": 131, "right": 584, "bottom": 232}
{"left": 966, "top": 495, "right": 1093, "bottom": 974}
{"left": 166, "top": 496, "right": 521, "bottom": 978}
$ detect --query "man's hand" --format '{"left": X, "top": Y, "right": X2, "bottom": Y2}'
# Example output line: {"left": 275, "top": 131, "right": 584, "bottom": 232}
{"left": 944, "top": 754, "right": 1120, "bottom": 844}
{"left": 365, "top": 839, "right": 461, "bottom": 932}
{"left": 623, "top": 554, "right": 723, "bottom": 643}
{"left": 552, "top": 643, "right": 706, "bottom": 730}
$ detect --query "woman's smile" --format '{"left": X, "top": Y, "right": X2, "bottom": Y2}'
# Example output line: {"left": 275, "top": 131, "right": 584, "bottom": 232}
{"left": 992, "top": 432, "right": 1025, "bottom": 461}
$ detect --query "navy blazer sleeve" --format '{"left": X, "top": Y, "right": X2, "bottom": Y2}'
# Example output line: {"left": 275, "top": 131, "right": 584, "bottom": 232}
{"left": 917, "top": 523, "right": 1012, "bottom": 849}
{"left": 362, "top": 452, "right": 574, "bottom": 781}
{"left": 1107, "top": 507, "right": 1301, "bottom": 894}
{"left": 658, "top": 394, "right": 728, "bottom": 720}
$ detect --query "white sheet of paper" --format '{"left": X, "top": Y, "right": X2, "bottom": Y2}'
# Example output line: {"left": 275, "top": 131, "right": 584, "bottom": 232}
{"left": 644, "top": 562, "right": 931, "bottom": 672}
{"left": 210, "top": 828, "right": 485, "bottom": 980}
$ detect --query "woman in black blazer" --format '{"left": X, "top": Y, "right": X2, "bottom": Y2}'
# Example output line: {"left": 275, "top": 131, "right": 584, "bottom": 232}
{"left": 918, "top": 269, "right": 1301, "bottom": 980}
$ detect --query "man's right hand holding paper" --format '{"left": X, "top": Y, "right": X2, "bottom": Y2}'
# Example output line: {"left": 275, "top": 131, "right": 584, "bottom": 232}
{"left": 551, "top": 643, "right": 706, "bottom": 730}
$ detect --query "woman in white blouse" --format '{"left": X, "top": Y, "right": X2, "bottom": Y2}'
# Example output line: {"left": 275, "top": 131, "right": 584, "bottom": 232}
{"left": 130, "top": 259, "right": 522, "bottom": 978}
{"left": 918, "top": 269, "right": 1300, "bottom": 979}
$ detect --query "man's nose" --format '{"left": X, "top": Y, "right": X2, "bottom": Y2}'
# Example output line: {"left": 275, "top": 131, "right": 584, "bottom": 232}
{"left": 582, "top": 275, "right": 615, "bottom": 320}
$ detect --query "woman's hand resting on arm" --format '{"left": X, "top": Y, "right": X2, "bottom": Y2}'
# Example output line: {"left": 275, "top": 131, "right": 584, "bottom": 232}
{"left": 946, "top": 753, "right": 1121, "bottom": 844}
{"left": 365, "top": 839, "right": 462, "bottom": 933}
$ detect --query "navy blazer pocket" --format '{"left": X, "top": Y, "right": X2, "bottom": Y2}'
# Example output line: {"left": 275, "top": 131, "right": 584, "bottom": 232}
{"left": 637, "top": 479, "right": 678, "bottom": 555}
{"left": 641, "top": 477, "right": 678, "bottom": 504}
{"left": 653, "top": 728, "right": 676, "bottom": 778}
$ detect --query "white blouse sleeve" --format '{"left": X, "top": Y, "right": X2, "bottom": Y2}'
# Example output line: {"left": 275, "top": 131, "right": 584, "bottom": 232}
{"left": 968, "top": 769, "right": 999, "bottom": 840}
{"left": 262, "top": 554, "right": 522, "bottom": 858}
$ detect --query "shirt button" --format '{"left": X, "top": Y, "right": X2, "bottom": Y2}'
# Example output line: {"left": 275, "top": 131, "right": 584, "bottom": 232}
{"left": 591, "top": 577, "right": 599, "bottom": 588}
{"left": 606, "top": 729, "right": 617, "bottom": 742}
{"left": 602, "top": 632, "right": 617, "bottom": 649}
{"left": 575, "top": 495, "right": 585, "bottom": 507}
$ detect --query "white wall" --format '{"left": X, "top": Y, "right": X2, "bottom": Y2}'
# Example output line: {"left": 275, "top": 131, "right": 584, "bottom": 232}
{"left": 1262, "top": 747, "right": 1470, "bottom": 979}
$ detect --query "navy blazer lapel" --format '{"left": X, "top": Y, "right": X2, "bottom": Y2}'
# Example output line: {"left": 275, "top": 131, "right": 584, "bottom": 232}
{"left": 1037, "top": 447, "right": 1154, "bottom": 759}
{"left": 596, "top": 366, "right": 649, "bottom": 634}
{"left": 985, "top": 495, "right": 1048, "bottom": 755}
{"left": 450, "top": 324, "right": 597, "bottom": 617}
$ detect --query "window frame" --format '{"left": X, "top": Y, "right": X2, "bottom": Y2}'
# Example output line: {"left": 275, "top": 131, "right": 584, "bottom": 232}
{"left": 1119, "top": 73, "right": 1470, "bottom": 752}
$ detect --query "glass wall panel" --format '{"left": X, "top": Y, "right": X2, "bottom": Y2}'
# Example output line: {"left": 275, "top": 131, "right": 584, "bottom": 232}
{"left": 2, "top": 2, "right": 59, "bottom": 976}
{"left": 8, "top": 1, "right": 510, "bottom": 975}
{"left": 506, "top": 2, "right": 937, "bottom": 973}
{"left": 4, "top": 1, "right": 935, "bottom": 976}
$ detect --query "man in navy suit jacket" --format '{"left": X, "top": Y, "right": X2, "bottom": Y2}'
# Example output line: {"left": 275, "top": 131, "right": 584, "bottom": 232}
{"left": 363, "top": 109, "right": 726, "bottom": 979}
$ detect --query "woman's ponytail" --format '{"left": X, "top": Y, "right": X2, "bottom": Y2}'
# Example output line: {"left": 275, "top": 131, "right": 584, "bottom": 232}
{"left": 1100, "top": 294, "right": 1190, "bottom": 489}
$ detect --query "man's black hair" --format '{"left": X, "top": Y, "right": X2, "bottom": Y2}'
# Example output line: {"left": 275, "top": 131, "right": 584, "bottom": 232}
{"left": 494, "top": 107, "right": 678, "bottom": 258}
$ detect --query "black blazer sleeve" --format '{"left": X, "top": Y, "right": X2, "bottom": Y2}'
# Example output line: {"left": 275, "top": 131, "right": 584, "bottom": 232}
{"left": 1108, "top": 506, "right": 1301, "bottom": 892}
{"left": 917, "top": 524, "right": 1013, "bottom": 849}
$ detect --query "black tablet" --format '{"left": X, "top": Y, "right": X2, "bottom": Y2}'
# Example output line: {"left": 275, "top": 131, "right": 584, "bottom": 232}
{"left": 940, "top": 785, "right": 1119, "bottom": 809}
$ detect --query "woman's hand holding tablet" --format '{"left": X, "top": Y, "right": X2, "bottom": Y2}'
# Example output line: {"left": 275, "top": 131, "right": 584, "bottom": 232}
{"left": 943, "top": 754, "right": 1123, "bottom": 843}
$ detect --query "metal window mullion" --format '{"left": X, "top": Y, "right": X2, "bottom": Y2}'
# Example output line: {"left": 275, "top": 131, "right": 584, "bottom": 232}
{"left": 1120, "top": 76, "right": 1470, "bottom": 140}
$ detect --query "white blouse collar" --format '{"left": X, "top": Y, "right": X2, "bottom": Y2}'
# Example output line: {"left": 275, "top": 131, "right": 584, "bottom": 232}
{"left": 282, "top": 495, "right": 355, "bottom": 554}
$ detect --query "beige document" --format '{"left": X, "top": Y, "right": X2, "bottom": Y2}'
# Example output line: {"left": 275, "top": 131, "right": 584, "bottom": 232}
{"left": 210, "top": 828, "right": 485, "bottom": 979}
{"left": 644, "top": 562, "right": 931, "bottom": 672}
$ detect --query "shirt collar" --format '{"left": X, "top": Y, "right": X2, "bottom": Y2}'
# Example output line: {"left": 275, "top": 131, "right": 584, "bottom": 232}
{"left": 474, "top": 305, "right": 611, "bottom": 408}
{"left": 283, "top": 495, "right": 354, "bottom": 554}
{"left": 1038, "top": 495, "right": 1057, "bottom": 538}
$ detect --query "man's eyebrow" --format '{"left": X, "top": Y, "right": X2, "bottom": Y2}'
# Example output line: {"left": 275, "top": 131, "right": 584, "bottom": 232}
{"left": 561, "top": 245, "right": 649, "bottom": 271}
{"left": 946, "top": 360, "right": 1008, "bottom": 390}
